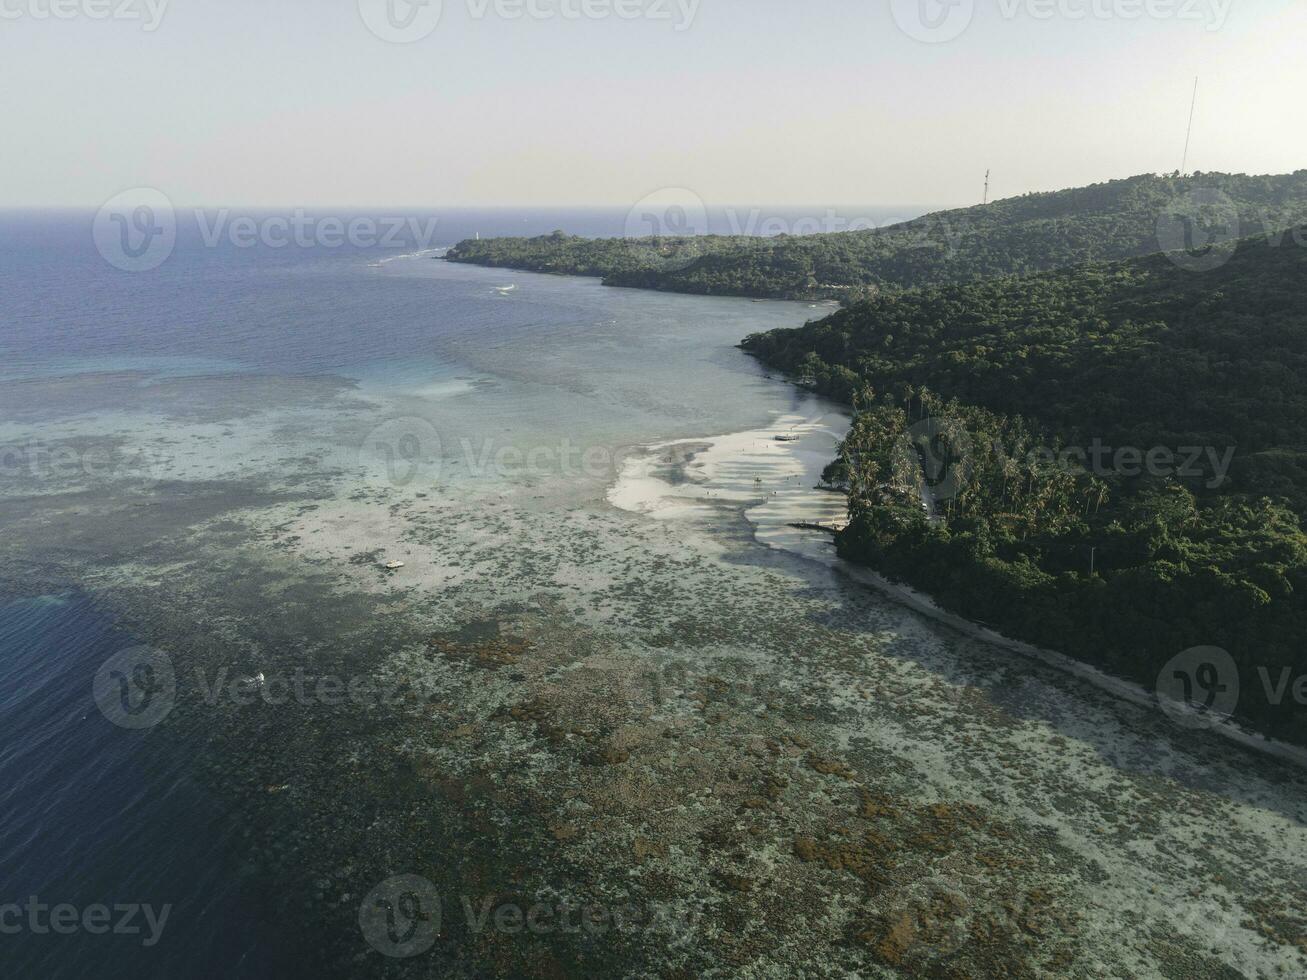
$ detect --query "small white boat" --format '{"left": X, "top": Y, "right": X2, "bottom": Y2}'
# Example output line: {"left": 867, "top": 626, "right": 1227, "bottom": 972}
{"left": 495, "top": 285, "right": 516, "bottom": 294}
{"left": 774, "top": 433, "right": 801, "bottom": 442}
{"left": 383, "top": 560, "right": 406, "bottom": 570}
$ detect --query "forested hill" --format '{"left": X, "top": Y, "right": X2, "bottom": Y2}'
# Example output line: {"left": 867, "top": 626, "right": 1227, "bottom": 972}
{"left": 744, "top": 230, "right": 1307, "bottom": 743}
{"left": 740, "top": 229, "right": 1307, "bottom": 511}
{"left": 446, "top": 171, "right": 1307, "bottom": 299}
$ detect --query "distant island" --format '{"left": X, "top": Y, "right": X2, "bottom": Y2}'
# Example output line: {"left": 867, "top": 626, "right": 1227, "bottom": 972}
{"left": 448, "top": 171, "right": 1307, "bottom": 745}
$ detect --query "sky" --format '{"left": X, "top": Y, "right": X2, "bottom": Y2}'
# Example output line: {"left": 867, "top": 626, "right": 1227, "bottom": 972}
{"left": 1, "top": 0, "right": 1304, "bottom": 210}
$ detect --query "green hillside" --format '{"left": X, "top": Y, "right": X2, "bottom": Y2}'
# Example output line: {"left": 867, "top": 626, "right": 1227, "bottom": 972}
{"left": 743, "top": 231, "right": 1307, "bottom": 742}
{"left": 447, "top": 171, "right": 1307, "bottom": 299}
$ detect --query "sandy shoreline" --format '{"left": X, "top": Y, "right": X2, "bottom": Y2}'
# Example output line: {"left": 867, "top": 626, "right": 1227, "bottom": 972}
{"left": 606, "top": 410, "right": 849, "bottom": 527}
{"left": 608, "top": 411, "right": 1307, "bottom": 770}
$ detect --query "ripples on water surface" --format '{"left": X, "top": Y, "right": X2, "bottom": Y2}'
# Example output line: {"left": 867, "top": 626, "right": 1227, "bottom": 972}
{"left": 0, "top": 592, "right": 272, "bottom": 977}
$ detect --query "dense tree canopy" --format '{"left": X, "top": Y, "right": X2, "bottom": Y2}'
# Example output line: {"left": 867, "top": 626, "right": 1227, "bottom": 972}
{"left": 745, "top": 231, "right": 1307, "bottom": 742}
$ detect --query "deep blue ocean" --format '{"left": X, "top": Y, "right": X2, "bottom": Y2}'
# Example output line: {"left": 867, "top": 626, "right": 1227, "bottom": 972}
{"left": 0, "top": 591, "right": 268, "bottom": 977}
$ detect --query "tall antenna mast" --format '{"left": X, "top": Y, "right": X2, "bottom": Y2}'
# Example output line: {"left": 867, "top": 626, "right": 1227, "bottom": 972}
{"left": 983, "top": 169, "right": 990, "bottom": 205}
{"left": 1181, "top": 76, "right": 1198, "bottom": 174}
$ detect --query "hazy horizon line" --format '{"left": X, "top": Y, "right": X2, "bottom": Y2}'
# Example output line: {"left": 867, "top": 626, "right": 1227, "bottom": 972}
{"left": 7, "top": 165, "right": 1302, "bottom": 214}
